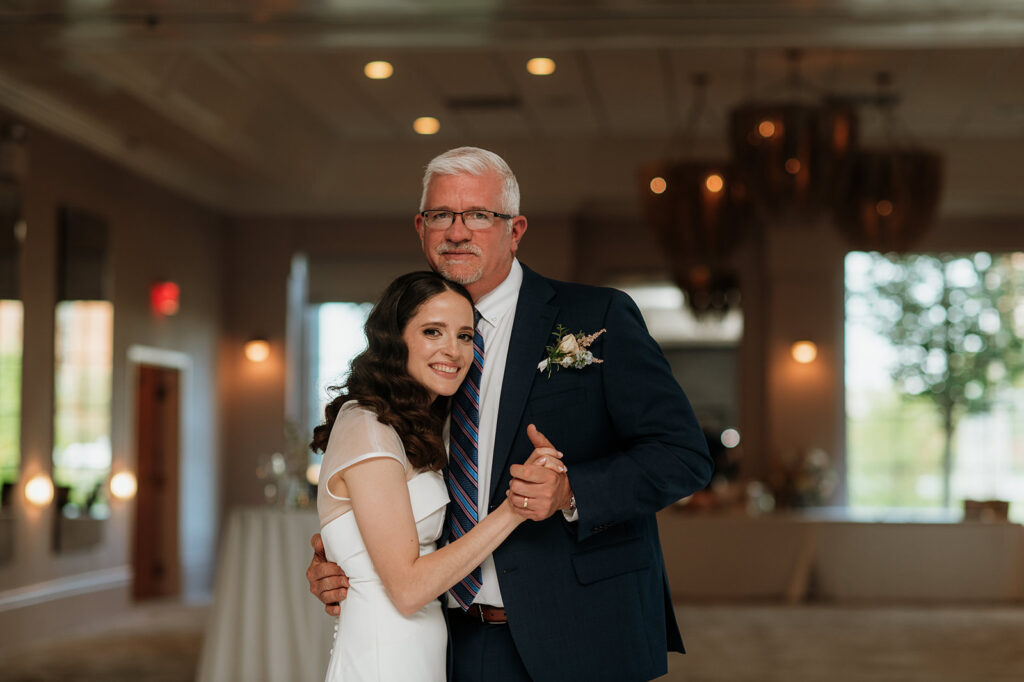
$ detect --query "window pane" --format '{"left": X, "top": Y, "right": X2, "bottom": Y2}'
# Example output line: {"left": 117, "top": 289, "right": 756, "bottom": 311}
{"left": 0, "top": 300, "right": 22, "bottom": 487}
{"left": 845, "top": 251, "right": 1024, "bottom": 521}
{"left": 307, "top": 302, "right": 373, "bottom": 458}
{"left": 613, "top": 281, "right": 743, "bottom": 345}
{"left": 53, "top": 300, "right": 113, "bottom": 516}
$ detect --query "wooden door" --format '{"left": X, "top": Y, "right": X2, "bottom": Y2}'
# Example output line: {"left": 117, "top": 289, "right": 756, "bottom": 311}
{"left": 132, "top": 364, "right": 181, "bottom": 600}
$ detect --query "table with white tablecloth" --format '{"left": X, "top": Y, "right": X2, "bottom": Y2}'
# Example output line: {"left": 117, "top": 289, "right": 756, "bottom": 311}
{"left": 197, "top": 507, "right": 334, "bottom": 682}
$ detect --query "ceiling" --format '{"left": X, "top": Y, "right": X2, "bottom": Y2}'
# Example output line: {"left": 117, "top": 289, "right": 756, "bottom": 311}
{"left": 1, "top": 1, "right": 1023, "bottom": 218}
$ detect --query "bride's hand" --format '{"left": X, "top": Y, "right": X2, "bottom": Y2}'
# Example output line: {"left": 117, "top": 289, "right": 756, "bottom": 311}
{"left": 506, "top": 425, "right": 572, "bottom": 521}
{"left": 523, "top": 443, "right": 566, "bottom": 473}
{"left": 501, "top": 440, "right": 566, "bottom": 517}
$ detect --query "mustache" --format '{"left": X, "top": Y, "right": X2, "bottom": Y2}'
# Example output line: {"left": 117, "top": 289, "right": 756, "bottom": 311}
{"left": 435, "top": 242, "right": 482, "bottom": 256}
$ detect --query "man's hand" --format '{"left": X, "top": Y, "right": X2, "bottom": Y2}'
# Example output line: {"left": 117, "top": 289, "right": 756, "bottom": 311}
{"left": 507, "top": 424, "right": 573, "bottom": 521}
{"left": 306, "top": 533, "right": 350, "bottom": 616}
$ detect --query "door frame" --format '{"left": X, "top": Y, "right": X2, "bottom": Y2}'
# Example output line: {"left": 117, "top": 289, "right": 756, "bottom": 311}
{"left": 125, "top": 345, "right": 190, "bottom": 598}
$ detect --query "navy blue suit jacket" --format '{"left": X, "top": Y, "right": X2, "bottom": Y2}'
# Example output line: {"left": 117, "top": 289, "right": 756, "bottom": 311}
{"left": 474, "top": 264, "right": 712, "bottom": 682}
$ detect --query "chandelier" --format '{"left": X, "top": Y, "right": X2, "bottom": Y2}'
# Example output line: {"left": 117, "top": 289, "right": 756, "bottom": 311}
{"left": 638, "top": 55, "right": 946, "bottom": 312}
{"left": 832, "top": 73, "right": 944, "bottom": 252}
{"left": 639, "top": 75, "right": 755, "bottom": 315}
{"left": 728, "top": 50, "right": 859, "bottom": 226}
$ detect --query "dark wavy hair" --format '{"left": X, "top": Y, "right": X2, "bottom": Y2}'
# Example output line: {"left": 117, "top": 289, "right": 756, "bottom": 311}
{"left": 310, "top": 271, "right": 474, "bottom": 471}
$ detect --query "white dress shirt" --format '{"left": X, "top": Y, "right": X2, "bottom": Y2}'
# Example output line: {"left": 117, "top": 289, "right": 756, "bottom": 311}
{"left": 447, "top": 259, "right": 522, "bottom": 608}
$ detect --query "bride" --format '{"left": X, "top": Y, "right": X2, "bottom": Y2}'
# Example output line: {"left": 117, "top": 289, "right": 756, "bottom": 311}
{"left": 309, "top": 271, "right": 562, "bottom": 682}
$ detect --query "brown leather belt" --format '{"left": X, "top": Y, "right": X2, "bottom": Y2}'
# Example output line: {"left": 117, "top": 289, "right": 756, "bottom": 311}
{"left": 460, "top": 603, "right": 508, "bottom": 624}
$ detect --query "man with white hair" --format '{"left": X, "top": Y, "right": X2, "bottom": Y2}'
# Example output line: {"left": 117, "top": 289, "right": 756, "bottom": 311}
{"left": 308, "top": 146, "right": 711, "bottom": 681}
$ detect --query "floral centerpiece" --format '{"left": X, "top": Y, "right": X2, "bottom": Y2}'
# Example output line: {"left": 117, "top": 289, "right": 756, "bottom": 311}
{"left": 766, "top": 447, "right": 838, "bottom": 509}
{"left": 256, "top": 420, "right": 314, "bottom": 509}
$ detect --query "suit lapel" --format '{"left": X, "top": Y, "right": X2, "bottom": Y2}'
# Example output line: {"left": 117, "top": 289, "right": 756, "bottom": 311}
{"left": 489, "top": 266, "right": 557, "bottom": 500}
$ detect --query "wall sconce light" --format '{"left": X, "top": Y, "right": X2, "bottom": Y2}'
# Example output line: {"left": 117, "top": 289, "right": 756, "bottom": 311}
{"left": 791, "top": 340, "right": 818, "bottom": 364}
{"left": 24, "top": 473, "right": 54, "bottom": 507}
{"left": 150, "top": 281, "right": 180, "bottom": 316}
{"left": 244, "top": 337, "right": 270, "bottom": 363}
{"left": 109, "top": 471, "right": 138, "bottom": 500}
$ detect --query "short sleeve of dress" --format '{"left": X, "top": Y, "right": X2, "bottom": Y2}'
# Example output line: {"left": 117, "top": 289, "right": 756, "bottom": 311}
{"left": 317, "top": 402, "right": 408, "bottom": 526}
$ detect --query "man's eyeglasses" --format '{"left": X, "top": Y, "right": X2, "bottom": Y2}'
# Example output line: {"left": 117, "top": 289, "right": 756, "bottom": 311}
{"left": 420, "top": 209, "right": 513, "bottom": 231}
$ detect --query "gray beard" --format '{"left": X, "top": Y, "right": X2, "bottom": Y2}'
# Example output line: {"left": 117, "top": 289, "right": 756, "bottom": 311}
{"left": 436, "top": 262, "right": 483, "bottom": 285}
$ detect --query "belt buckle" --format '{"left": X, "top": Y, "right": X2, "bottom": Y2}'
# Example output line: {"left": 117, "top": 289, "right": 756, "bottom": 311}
{"left": 477, "top": 604, "right": 487, "bottom": 624}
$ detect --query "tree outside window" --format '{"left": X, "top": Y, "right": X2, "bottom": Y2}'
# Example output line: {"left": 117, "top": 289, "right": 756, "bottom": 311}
{"left": 52, "top": 300, "right": 113, "bottom": 517}
{"left": 0, "top": 300, "right": 22, "bottom": 496}
{"left": 846, "top": 251, "right": 1024, "bottom": 520}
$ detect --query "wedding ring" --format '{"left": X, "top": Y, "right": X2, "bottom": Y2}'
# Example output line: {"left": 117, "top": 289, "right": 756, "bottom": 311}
{"left": 523, "top": 497, "right": 528, "bottom": 509}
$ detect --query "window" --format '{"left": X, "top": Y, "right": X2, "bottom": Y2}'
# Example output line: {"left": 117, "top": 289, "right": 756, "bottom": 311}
{"left": 0, "top": 176, "right": 22, "bottom": 501}
{"left": 614, "top": 281, "right": 743, "bottom": 347}
{"left": 52, "top": 301, "right": 113, "bottom": 517}
{"left": 0, "top": 300, "right": 21, "bottom": 488}
{"left": 845, "top": 251, "right": 1024, "bottom": 521}
{"left": 306, "top": 302, "right": 373, "bottom": 461}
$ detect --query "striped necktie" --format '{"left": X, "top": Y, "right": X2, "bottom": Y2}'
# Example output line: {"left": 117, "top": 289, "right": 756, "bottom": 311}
{"left": 445, "top": 309, "right": 484, "bottom": 609}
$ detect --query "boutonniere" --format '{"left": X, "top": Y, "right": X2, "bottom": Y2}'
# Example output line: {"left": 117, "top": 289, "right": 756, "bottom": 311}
{"left": 537, "top": 325, "right": 606, "bottom": 377}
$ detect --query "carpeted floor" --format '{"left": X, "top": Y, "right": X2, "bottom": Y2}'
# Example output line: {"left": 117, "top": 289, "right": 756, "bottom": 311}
{"left": 668, "top": 604, "right": 1024, "bottom": 682}
{"left": 0, "top": 602, "right": 204, "bottom": 682}
{"left": 1, "top": 602, "right": 1022, "bottom": 681}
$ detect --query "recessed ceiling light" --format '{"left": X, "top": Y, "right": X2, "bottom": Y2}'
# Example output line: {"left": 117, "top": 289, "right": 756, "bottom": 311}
{"left": 526, "top": 57, "right": 556, "bottom": 76}
{"left": 364, "top": 61, "right": 394, "bottom": 80}
{"left": 413, "top": 117, "right": 440, "bottom": 135}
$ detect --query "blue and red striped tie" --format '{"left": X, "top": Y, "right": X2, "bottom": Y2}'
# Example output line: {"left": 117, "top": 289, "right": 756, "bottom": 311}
{"left": 445, "top": 309, "right": 484, "bottom": 609}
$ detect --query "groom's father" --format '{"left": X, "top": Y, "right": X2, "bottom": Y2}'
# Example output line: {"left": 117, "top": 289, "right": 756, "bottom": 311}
{"left": 308, "top": 147, "right": 712, "bottom": 681}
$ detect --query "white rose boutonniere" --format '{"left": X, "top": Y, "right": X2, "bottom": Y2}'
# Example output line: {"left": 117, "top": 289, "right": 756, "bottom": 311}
{"left": 537, "top": 324, "right": 607, "bottom": 377}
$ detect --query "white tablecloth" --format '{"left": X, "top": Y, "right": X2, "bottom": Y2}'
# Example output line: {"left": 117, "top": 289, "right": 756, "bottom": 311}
{"left": 197, "top": 507, "right": 334, "bottom": 682}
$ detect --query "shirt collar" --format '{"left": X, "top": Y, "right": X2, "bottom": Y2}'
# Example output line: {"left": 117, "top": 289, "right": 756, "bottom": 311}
{"left": 473, "top": 259, "right": 522, "bottom": 329}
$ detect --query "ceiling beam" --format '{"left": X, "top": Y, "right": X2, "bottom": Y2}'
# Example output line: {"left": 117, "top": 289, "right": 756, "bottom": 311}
{"left": 3, "top": 3, "right": 1024, "bottom": 50}
{"left": 0, "top": 66, "right": 233, "bottom": 209}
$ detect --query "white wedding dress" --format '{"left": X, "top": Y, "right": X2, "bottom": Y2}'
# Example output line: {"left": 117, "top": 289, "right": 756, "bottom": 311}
{"left": 317, "top": 402, "right": 450, "bottom": 682}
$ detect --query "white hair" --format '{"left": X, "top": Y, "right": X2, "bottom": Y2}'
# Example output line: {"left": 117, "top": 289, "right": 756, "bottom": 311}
{"left": 419, "top": 146, "right": 521, "bottom": 217}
